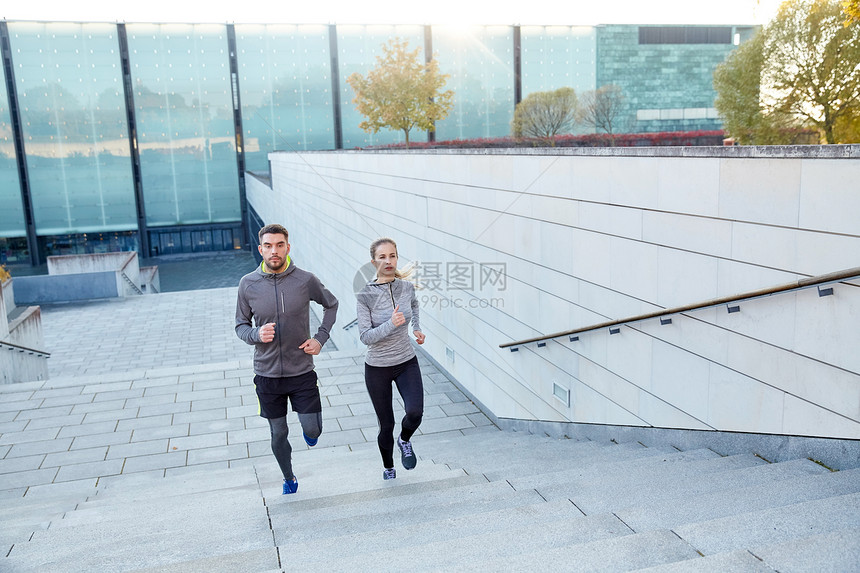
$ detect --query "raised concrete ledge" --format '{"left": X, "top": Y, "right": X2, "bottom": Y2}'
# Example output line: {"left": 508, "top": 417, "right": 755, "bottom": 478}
{"left": 14, "top": 272, "right": 118, "bottom": 305}
{"left": 499, "top": 418, "right": 860, "bottom": 472}
{"left": 279, "top": 144, "right": 860, "bottom": 159}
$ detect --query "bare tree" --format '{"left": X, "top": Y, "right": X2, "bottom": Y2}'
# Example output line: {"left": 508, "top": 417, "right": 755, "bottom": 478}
{"left": 578, "top": 85, "right": 626, "bottom": 145}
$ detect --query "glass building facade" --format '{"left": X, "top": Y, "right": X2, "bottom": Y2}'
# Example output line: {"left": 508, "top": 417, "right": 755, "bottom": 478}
{"left": 1, "top": 20, "right": 751, "bottom": 265}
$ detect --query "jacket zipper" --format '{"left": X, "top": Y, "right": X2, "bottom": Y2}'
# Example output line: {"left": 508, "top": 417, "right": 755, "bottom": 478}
{"left": 274, "top": 273, "right": 284, "bottom": 376}
{"left": 388, "top": 282, "right": 396, "bottom": 309}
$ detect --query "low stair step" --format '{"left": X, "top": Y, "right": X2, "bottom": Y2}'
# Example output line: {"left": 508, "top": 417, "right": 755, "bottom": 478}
{"left": 459, "top": 528, "right": 700, "bottom": 572}
{"left": 261, "top": 461, "right": 468, "bottom": 501}
{"left": 673, "top": 490, "right": 860, "bottom": 555}
{"left": 129, "top": 547, "right": 280, "bottom": 573}
{"left": 420, "top": 432, "right": 598, "bottom": 461}
{"left": 456, "top": 442, "right": 682, "bottom": 481}
{"left": 616, "top": 464, "right": 860, "bottom": 532}
{"left": 522, "top": 452, "right": 766, "bottom": 512}
{"left": 503, "top": 447, "right": 729, "bottom": 490}
{"left": 418, "top": 429, "right": 564, "bottom": 454}
{"left": 508, "top": 449, "right": 752, "bottom": 491}
{"left": 266, "top": 498, "right": 584, "bottom": 565}
{"left": 84, "top": 464, "right": 261, "bottom": 506}
{"left": 5, "top": 522, "right": 274, "bottom": 573}
{"left": 301, "top": 511, "right": 632, "bottom": 570}
{"left": 746, "top": 525, "right": 860, "bottom": 572}
{"left": 270, "top": 477, "right": 508, "bottom": 526}
{"left": 630, "top": 527, "right": 860, "bottom": 573}
{"left": 267, "top": 472, "right": 484, "bottom": 515}
{"left": 629, "top": 548, "right": 776, "bottom": 572}
{"left": 25, "top": 490, "right": 266, "bottom": 544}
{"left": 271, "top": 481, "right": 545, "bottom": 543}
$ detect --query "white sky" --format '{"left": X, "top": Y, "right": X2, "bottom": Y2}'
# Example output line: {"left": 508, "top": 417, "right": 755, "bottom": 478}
{"left": 4, "top": 0, "right": 784, "bottom": 26}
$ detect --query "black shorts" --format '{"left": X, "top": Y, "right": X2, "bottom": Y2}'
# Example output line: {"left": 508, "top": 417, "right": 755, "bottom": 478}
{"left": 254, "top": 370, "right": 322, "bottom": 419}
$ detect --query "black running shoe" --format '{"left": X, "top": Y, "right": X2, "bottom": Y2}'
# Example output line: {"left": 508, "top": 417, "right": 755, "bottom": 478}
{"left": 397, "top": 437, "right": 417, "bottom": 470}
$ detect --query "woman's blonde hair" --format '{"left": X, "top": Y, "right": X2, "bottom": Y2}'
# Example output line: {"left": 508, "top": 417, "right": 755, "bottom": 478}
{"left": 370, "top": 237, "right": 414, "bottom": 280}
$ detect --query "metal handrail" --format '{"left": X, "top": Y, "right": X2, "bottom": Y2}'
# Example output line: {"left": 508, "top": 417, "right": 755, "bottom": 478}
{"left": 0, "top": 338, "right": 51, "bottom": 357}
{"left": 499, "top": 266, "right": 860, "bottom": 349}
{"left": 120, "top": 271, "right": 143, "bottom": 295}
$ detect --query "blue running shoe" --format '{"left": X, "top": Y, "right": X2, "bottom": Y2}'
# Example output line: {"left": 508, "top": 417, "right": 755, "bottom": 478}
{"left": 303, "top": 432, "right": 318, "bottom": 447}
{"left": 283, "top": 476, "right": 298, "bottom": 494}
{"left": 383, "top": 468, "right": 396, "bottom": 480}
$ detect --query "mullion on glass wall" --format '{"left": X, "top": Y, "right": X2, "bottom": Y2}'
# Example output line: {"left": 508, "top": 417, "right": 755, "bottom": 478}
{"left": 330, "top": 24, "right": 342, "bottom": 150}
{"left": 424, "top": 25, "right": 435, "bottom": 144}
{"left": 0, "top": 21, "right": 35, "bottom": 264}
{"left": 117, "top": 23, "right": 149, "bottom": 257}
{"left": 226, "top": 24, "right": 249, "bottom": 250}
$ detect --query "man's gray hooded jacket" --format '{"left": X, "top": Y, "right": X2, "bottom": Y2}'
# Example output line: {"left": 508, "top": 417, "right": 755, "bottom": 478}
{"left": 235, "top": 260, "right": 338, "bottom": 378}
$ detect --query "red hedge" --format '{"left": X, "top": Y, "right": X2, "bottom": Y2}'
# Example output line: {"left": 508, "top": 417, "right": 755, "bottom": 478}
{"left": 364, "top": 130, "right": 728, "bottom": 150}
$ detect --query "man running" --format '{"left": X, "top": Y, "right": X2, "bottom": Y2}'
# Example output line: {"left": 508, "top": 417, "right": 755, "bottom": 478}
{"left": 235, "top": 224, "right": 338, "bottom": 494}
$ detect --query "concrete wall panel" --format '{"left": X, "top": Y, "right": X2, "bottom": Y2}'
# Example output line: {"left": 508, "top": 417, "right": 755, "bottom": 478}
{"left": 260, "top": 147, "right": 860, "bottom": 442}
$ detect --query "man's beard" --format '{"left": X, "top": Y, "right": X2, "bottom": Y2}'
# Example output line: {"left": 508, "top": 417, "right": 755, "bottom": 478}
{"left": 265, "top": 257, "right": 286, "bottom": 272}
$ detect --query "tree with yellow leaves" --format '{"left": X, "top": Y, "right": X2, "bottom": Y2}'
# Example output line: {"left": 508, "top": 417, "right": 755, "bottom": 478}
{"left": 347, "top": 38, "right": 454, "bottom": 147}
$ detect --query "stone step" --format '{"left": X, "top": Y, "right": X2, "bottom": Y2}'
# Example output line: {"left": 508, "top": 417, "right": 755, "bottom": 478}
{"left": 271, "top": 480, "right": 545, "bottom": 542}
{"left": 52, "top": 462, "right": 465, "bottom": 530}
{"left": 26, "top": 488, "right": 266, "bottom": 542}
{"left": 5, "top": 520, "right": 275, "bottom": 573}
{"left": 418, "top": 427, "right": 561, "bottom": 451}
{"left": 2, "top": 423, "right": 857, "bottom": 572}
{"left": 613, "top": 463, "right": 859, "bottom": 531}
{"left": 672, "top": 490, "right": 860, "bottom": 554}
{"left": 457, "top": 528, "right": 702, "bottom": 572}
{"left": 630, "top": 527, "right": 860, "bottom": 572}
{"left": 265, "top": 497, "right": 583, "bottom": 565}
{"left": 509, "top": 450, "right": 759, "bottom": 495}
{"left": 423, "top": 433, "right": 635, "bottom": 461}
{"left": 0, "top": 497, "right": 79, "bottom": 527}
{"left": 266, "top": 472, "right": 486, "bottom": 516}
{"left": 81, "top": 464, "right": 261, "bottom": 507}
{"left": 307, "top": 527, "right": 699, "bottom": 572}
{"left": 427, "top": 436, "right": 606, "bottom": 467}
{"left": 269, "top": 475, "right": 507, "bottom": 525}
{"left": 541, "top": 456, "right": 825, "bottom": 507}
{"left": 259, "top": 459, "right": 470, "bottom": 501}
{"left": 130, "top": 548, "right": 281, "bottom": 573}
{"left": 632, "top": 549, "right": 779, "bottom": 572}
{"left": 299, "top": 510, "right": 631, "bottom": 570}
{"left": 453, "top": 442, "right": 684, "bottom": 480}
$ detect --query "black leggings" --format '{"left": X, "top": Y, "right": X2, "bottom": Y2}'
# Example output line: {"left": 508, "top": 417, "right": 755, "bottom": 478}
{"left": 365, "top": 355, "right": 424, "bottom": 469}
{"left": 267, "top": 412, "right": 322, "bottom": 480}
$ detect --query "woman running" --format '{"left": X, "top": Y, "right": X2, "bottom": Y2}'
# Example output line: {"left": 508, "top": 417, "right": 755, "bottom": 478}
{"left": 356, "top": 237, "right": 425, "bottom": 480}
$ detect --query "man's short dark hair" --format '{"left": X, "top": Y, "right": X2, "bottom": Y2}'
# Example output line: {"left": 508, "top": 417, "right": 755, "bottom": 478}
{"left": 258, "top": 224, "right": 289, "bottom": 244}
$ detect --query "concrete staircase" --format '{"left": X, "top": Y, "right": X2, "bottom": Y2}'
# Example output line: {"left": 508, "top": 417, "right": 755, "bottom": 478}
{"left": 3, "top": 425, "right": 859, "bottom": 571}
